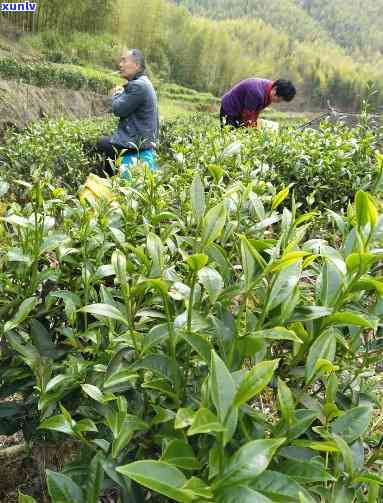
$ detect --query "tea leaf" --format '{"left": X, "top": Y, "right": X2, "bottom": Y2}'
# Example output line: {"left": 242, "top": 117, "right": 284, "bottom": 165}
{"left": 331, "top": 406, "right": 371, "bottom": 443}
{"left": 305, "top": 328, "right": 337, "bottom": 384}
{"left": 218, "top": 438, "right": 285, "bottom": 487}
{"left": 234, "top": 360, "right": 279, "bottom": 407}
{"left": 116, "top": 461, "right": 193, "bottom": 503}
{"left": 4, "top": 297, "right": 37, "bottom": 332}
{"left": 46, "top": 470, "right": 84, "bottom": 503}
{"left": 201, "top": 203, "right": 226, "bottom": 248}
{"left": 162, "top": 439, "right": 201, "bottom": 470}
{"left": 210, "top": 351, "right": 236, "bottom": 422}
{"left": 191, "top": 174, "right": 205, "bottom": 221}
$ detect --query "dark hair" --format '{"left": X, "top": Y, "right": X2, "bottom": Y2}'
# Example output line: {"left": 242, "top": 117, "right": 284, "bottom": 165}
{"left": 128, "top": 48, "right": 146, "bottom": 71}
{"left": 272, "top": 79, "right": 296, "bottom": 101}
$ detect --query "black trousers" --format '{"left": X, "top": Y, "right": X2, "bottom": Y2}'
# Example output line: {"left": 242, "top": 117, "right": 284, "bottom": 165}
{"left": 220, "top": 106, "right": 243, "bottom": 129}
{"left": 95, "top": 135, "right": 141, "bottom": 176}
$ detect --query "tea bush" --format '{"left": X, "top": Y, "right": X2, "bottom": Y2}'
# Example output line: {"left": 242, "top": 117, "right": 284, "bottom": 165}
{"left": 1, "top": 112, "right": 381, "bottom": 211}
{"left": 1, "top": 137, "right": 383, "bottom": 501}
{"left": 163, "top": 113, "right": 382, "bottom": 211}
{"left": 0, "top": 116, "right": 117, "bottom": 193}
{"left": 0, "top": 57, "right": 116, "bottom": 94}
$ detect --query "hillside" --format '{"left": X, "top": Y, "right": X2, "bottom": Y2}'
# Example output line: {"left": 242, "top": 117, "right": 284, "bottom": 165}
{"left": 0, "top": 19, "right": 221, "bottom": 133}
{"left": 180, "top": 0, "right": 383, "bottom": 110}
{"left": 181, "top": 0, "right": 383, "bottom": 60}
{"left": 1, "top": 0, "right": 383, "bottom": 112}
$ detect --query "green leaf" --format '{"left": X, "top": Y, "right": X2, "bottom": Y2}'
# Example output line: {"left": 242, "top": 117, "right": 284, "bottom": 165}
{"left": 112, "top": 415, "right": 149, "bottom": 458}
{"left": 218, "top": 438, "right": 286, "bottom": 488}
{"left": 162, "top": 440, "right": 201, "bottom": 470}
{"left": 131, "top": 355, "right": 180, "bottom": 384}
{"left": 331, "top": 434, "right": 353, "bottom": 476}
{"left": 151, "top": 405, "right": 176, "bottom": 425}
{"left": 186, "top": 253, "right": 209, "bottom": 272}
{"left": 208, "top": 163, "right": 224, "bottom": 182}
{"left": 265, "top": 261, "right": 301, "bottom": 313}
{"left": 305, "top": 328, "right": 337, "bottom": 384}
{"left": 355, "top": 191, "right": 377, "bottom": 231}
{"left": 103, "top": 370, "right": 138, "bottom": 390}
{"left": 182, "top": 477, "right": 213, "bottom": 499}
{"left": 175, "top": 408, "right": 196, "bottom": 430}
{"left": 18, "top": 493, "right": 38, "bottom": 503}
{"left": 81, "top": 384, "right": 105, "bottom": 403}
{"left": 142, "top": 379, "right": 177, "bottom": 400}
{"left": 217, "top": 486, "right": 273, "bottom": 503}
{"left": 278, "top": 378, "right": 295, "bottom": 427}
{"left": 238, "top": 335, "right": 265, "bottom": 358}
{"left": 87, "top": 453, "right": 104, "bottom": 503}
{"left": 75, "top": 419, "right": 98, "bottom": 433}
{"left": 354, "top": 472, "right": 383, "bottom": 486}
{"left": 331, "top": 483, "right": 356, "bottom": 503}
{"left": 143, "top": 323, "right": 169, "bottom": 353}
{"left": 210, "top": 351, "right": 236, "bottom": 423}
{"left": 45, "top": 374, "right": 72, "bottom": 393}
{"left": 240, "top": 236, "right": 266, "bottom": 288}
{"left": 315, "top": 358, "right": 339, "bottom": 374}
{"left": 291, "top": 440, "right": 339, "bottom": 452}
{"left": 5, "top": 332, "right": 39, "bottom": 366}
{"left": 251, "top": 470, "right": 316, "bottom": 503}
{"left": 116, "top": 461, "right": 193, "bottom": 503}
{"left": 79, "top": 303, "right": 128, "bottom": 325}
{"left": 46, "top": 470, "right": 84, "bottom": 503}
{"left": 187, "top": 408, "right": 225, "bottom": 436}
{"left": 289, "top": 306, "right": 333, "bottom": 322}
{"left": 233, "top": 360, "right": 279, "bottom": 407}
{"left": 278, "top": 409, "right": 319, "bottom": 441}
{"left": 331, "top": 406, "right": 371, "bottom": 443}
{"left": 318, "top": 260, "right": 343, "bottom": 307}
{"left": 30, "top": 319, "right": 59, "bottom": 358}
{"left": 141, "top": 278, "right": 169, "bottom": 296}
{"left": 39, "top": 414, "right": 74, "bottom": 435}
{"left": 94, "top": 264, "right": 115, "bottom": 279}
{"left": 241, "top": 236, "right": 256, "bottom": 288}
{"left": 272, "top": 186, "right": 289, "bottom": 210}
{"left": 201, "top": 203, "right": 226, "bottom": 248}
{"left": 198, "top": 266, "right": 224, "bottom": 303}
{"left": 325, "top": 311, "right": 377, "bottom": 329}
{"left": 147, "top": 233, "right": 164, "bottom": 275}
{"left": 191, "top": 173, "right": 206, "bottom": 221}
{"left": 352, "top": 276, "right": 383, "bottom": 295}
{"left": 346, "top": 253, "right": 380, "bottom": 274}
{"left": 112, "top": 249, "right": 128, "bottom": 287}
{"left": 272, "top": 252, "right": 309, "bottom": 272}
{"left": 4, "top": 297, "right": 37, "bottom": 332}
{"left": 278, "top": 459, "right": 335, "bottom": 482}
{"left": 182, "top": 332, "right": 212, "bottom": 364}
{"left": 252, "top": 328, "right": 302, "bottom": 344}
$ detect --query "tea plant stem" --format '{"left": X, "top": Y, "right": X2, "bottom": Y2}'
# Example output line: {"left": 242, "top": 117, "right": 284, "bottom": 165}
{"left": 81, "top": 213, "right": 90, "bottom": 331}
{"left": 218, "top": 432, "right": 225, "bottom": 476}
{"left": 163, "top": 294, "right": 180, "bottom": 406}
{"left": 122, "top": 283, "right": 139, "bottom": 354}
{"left": 187, "top": 273, "right": 196, "bottom": 334}
{"left": 183, "top": 272, "right": 197, "bottom": 387}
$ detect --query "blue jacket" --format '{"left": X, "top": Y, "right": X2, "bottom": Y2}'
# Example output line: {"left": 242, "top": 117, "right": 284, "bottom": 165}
{"left": 110, "top": 71, "right": 159, "bottom": 150}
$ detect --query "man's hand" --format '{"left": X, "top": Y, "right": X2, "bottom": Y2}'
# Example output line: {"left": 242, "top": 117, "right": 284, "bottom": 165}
{"left": 111, "top": 85, "right": 124, "bottom": 96}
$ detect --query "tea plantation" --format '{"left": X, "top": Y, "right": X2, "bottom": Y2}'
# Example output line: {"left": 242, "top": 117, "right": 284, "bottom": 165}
{"left": 1, "top": 111, "right": 383, "bottom": 502}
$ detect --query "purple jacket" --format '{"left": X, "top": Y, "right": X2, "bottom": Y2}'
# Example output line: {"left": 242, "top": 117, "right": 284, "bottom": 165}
{"left": 221, "top": 78, "right": 273, "bottom": 125}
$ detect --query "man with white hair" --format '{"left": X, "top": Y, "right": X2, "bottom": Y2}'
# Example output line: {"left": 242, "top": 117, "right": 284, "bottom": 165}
{"left": 97, "top": 48, "right": 159, "bottom": 177}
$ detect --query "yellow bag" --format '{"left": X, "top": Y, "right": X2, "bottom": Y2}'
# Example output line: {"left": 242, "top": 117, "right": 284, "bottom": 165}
{"left": 79, "top": 174, "right": 114, "bottom": 205}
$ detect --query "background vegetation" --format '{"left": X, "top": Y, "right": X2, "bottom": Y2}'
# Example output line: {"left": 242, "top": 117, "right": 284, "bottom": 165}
{"left": 1, "top": 0, "right": 383, "bottom": 109}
